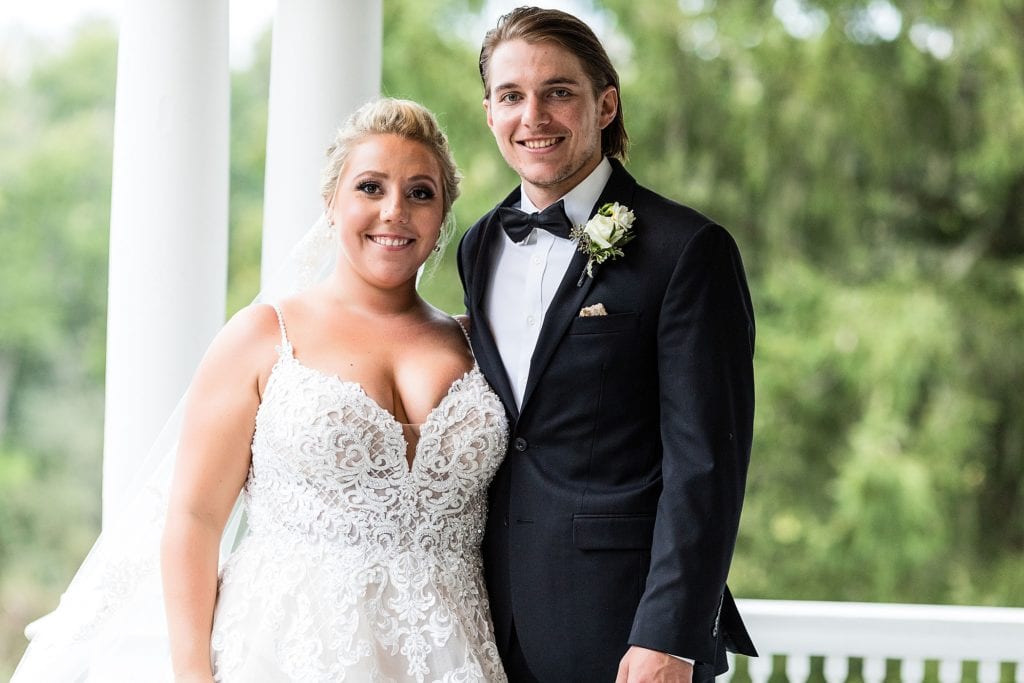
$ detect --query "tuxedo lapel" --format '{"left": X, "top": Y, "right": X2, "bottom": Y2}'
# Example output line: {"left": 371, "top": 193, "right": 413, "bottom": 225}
{"left": 468, "top": 189, "right": 520, "bottom": 420}
{"left": 519, "top": 249, "right": 595, "bottom": 413}
{"left": 519, "top": 160, "right": 639, "bottom": 416}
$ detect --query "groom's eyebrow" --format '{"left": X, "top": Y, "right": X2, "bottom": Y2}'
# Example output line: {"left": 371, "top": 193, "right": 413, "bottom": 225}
{"left": 493, "top": 76, "right": 583, "bottom": 92}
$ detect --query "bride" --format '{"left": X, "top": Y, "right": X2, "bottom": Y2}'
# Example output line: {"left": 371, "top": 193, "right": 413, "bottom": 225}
{"left": 14, "top": 98, "right": 509, "bottom": 682}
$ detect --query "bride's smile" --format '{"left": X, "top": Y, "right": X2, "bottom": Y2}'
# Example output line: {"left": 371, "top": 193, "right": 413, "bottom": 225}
{"left": 328, "top": 132, "right": 444, "bottom": 291}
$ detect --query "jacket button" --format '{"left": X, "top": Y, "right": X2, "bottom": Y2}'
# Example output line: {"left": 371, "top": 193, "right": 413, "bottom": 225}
{"left": 514, "top": 437, "right": 528, "bottom": 452}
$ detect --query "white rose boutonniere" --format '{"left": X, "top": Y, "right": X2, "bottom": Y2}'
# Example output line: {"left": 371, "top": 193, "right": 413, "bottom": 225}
{"left": 571, "top": 202, "right": 637, "bottom": 285}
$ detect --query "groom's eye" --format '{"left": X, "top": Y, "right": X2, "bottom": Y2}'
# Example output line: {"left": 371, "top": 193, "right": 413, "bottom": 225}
{"left": 498, "top": 92, "right": 522, "bottom": 104}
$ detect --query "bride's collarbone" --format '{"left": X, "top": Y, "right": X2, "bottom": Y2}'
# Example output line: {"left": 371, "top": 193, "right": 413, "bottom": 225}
{"left": 278, "top": 303, "right": 472, "bottom": 417}
{"left": 291, "top": 341, "right": 472, "bottom": 423}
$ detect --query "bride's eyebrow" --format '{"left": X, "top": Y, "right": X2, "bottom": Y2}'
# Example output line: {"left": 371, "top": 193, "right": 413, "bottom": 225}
{"left": 407, "top": 174, "right": 439, "bottom": 186}
{"left": 352, "top": 171, "right": 438, "bottom": 188}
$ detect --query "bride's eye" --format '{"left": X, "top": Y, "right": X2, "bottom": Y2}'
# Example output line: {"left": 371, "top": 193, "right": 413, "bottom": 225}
{"left": 409, "top": 186, "right": 436, "bottom": 201}
{"left": 357, "top": 181, "right": 382, "bottom": 195}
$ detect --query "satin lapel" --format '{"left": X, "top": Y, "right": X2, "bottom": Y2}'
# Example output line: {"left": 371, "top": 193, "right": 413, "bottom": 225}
{"left": 519, "top": 248, "right": 595, "bottom": 413}
{"left": 519, "top": 160, "right": 639, "bottom": 415}
{"left": 468, "top": 189, "right": 521, "bottom": 420}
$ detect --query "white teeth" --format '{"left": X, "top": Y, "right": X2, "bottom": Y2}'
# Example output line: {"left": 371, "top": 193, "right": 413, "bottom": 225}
{"left": 523, "top": 138, "right": 559, "bottom": 149}
{"left": 369, "top": 236, "right": 412, "bottom": 247}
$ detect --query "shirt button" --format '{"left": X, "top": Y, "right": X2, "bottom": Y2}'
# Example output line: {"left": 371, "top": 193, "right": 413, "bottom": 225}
{"left": 514, "top": 437, "right": 528, "bottom": 452}
{"left": 526, "top": 316, "right": 537, "bottom": 327}
{"left": 531, "top": 255, "right": 543, "bottom": 266}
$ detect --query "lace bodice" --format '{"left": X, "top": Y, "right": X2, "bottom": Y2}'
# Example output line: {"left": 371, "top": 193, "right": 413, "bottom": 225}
{"left": 210, "top": 306, "right": 509, "bottom": 682}
{"left": 245, "top": 358, "right": 501, "bottom": 567}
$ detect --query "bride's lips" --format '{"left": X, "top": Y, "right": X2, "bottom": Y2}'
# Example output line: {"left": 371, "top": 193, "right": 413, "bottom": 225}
{"left": 367, "top": 234, "right": 415, "bottom": 250}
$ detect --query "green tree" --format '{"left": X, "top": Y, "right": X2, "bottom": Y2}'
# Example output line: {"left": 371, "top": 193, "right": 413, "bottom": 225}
{"left": 599, "top": 0, "right": 1024, "bottom": 604}
{"left": 0, "top": 20, "right": 115, "bottom": 674}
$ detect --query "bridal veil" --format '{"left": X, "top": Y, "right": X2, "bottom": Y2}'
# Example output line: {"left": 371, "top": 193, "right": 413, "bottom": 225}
{"left": 12, "top": 212, "right": 337, "bottom": 682}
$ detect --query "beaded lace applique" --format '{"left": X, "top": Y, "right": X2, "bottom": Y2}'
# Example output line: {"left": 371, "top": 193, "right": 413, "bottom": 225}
{"left": 210, "top": 307, "right": 508, "bottom": 682}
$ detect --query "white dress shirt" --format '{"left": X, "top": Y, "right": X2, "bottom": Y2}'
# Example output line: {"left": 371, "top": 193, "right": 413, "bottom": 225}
{"left": 484, "top": 159, "right": 613, "bottom": 409}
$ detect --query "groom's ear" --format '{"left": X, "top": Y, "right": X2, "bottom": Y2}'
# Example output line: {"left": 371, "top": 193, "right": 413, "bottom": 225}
{"left": 483, "top": 96, "right": 494, "bottom": 130}
{"left": 597, "top": 86, "right": 618, "bottom": 130}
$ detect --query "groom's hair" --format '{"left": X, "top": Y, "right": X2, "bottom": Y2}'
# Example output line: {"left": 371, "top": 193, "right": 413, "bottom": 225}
{"left": 479, "top": 6, "right": 628, "bottom": 161}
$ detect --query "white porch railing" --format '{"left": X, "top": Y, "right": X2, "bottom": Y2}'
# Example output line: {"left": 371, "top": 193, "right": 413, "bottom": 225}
{"left": 727, "top": 599, "right": 1024, "bottom": 683}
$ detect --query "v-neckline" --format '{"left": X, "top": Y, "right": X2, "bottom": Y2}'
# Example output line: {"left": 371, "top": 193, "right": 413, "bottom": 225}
{"left": 278, "top": 357, "right": 478, "bottom": 473}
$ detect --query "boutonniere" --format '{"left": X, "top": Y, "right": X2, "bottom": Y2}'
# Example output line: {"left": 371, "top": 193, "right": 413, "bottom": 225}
{"left": 571, "top": 202, "right": 637, "bottom": 286}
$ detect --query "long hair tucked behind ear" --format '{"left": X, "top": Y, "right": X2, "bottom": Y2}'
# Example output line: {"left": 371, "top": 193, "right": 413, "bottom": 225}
{"left": 479, "top": 6, "right": 628, "bottom": 161}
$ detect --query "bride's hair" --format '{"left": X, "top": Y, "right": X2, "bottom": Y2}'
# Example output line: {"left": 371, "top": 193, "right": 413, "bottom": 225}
{"left": 320, "top": 98, "right": 462, "bottom": 220}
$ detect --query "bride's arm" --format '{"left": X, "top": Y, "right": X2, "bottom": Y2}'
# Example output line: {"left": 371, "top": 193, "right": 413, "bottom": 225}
{"left": 160, "top": 305, "right": 277, "bottom": 680}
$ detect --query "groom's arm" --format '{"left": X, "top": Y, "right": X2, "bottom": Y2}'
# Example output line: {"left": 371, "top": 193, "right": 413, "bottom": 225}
{"left": 456, "top": 227, "right": 475, "bottom": 312}
{"left": 628, "top": 221, "right": 755, "bottom": 664}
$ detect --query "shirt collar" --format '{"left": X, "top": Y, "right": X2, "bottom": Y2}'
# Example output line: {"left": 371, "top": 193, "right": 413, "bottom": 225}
{"left": 518, "top": 157, "right": 613, "bottom": 228}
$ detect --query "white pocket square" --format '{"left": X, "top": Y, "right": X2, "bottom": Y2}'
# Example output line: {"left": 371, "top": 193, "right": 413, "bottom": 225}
{"left": 578, "top": 303, "right": 608, "bottom": 317}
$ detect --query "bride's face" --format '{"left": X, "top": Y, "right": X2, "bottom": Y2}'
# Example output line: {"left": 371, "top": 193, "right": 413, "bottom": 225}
{"left": 329, "top": 134, "right": 445, "bottom": 290}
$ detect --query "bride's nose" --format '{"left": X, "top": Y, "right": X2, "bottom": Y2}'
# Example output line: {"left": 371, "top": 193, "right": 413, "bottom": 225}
{"left": 381, "top": 196, "right": 410, "bottom": 224}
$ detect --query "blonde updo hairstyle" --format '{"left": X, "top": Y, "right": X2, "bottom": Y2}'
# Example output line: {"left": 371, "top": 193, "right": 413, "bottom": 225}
{"left": 320, "top": 98, "right": 461, "bottom": 223}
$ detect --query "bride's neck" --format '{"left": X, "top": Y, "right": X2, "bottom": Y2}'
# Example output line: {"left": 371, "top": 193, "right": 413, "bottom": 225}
{"left": 321, "top": 268, "right": 423, "bottom": 318}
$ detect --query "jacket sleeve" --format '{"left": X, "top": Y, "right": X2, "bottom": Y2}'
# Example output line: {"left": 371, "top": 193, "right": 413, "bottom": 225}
{"left": 628, "top": 222, "right": 755, "bottom": 663}
{"left": 456, "top": 228, "right": 473, "bottom": 312}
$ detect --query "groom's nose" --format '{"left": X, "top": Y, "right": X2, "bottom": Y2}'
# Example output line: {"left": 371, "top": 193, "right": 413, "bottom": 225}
{"left": 521, "top": 96, "right": 550, "bottom": 127}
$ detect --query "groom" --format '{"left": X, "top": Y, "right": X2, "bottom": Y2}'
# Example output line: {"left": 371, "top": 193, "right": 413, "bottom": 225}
{"left": 458, "top": 7, "right": 757, "bottom": 682}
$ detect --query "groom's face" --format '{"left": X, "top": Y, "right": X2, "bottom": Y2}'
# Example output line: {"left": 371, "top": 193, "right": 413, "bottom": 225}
{"left": 484, "top": 39, "right": 617, "bottom": 209}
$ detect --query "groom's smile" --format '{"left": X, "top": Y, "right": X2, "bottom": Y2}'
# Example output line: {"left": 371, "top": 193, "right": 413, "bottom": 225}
{"left": 521, "top": 137, "right": 563, "bottom": 149}
{"left": 483, "top": 38, "right": 618, "bottom": 209}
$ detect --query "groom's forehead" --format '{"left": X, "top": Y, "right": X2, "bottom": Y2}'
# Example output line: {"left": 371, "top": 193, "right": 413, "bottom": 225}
{"left": 487, "top": 40, "right": 593, "bottom": 88}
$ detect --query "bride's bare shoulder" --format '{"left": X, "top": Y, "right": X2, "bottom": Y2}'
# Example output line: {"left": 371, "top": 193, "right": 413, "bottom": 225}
{"left": 198, "top": 303, "right": 283, "bottom": 372}
{"left": 225, "top": 302, "right": 284, "bottom": 343}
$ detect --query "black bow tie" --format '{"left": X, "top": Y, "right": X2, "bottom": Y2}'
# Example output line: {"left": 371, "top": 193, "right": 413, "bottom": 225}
{"left": 498, "top": 200, "right": 573, "bottom": 243}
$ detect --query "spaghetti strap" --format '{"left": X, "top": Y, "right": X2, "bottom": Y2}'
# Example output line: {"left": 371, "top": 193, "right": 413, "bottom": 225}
{"left": 269, "top": 303, "right": 293, "bottom": 358}
{"left": 453, "top": 315, "right": 474, "bottom": 356}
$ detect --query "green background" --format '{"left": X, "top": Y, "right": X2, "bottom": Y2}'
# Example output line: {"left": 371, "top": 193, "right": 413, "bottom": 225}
{"left": 2, "top": 0, "right": 1022, "bottom": 675}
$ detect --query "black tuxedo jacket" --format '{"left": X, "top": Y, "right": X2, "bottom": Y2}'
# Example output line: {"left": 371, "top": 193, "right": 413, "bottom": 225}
{"left": 457, "top": 159, "right": 756, "bottom": 681}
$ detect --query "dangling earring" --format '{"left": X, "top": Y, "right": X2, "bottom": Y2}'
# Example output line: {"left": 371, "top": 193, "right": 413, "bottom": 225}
{"left": 432, "top": 244, "right": 441, "bottom": 253}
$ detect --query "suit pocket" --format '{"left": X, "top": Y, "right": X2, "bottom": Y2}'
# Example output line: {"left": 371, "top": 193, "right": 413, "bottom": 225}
{"left": 567, "top": 311, "right": 638, "bottom": 335}
{"left": 572, "top": 513, "right": 656, "bottom": 550}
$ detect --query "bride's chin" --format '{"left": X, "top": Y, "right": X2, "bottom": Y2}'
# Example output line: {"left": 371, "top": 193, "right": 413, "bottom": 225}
{"left": 338, "top": 258, "right": 424, "bottom": 290}
{"left": 366, "top": 266, "right": 424, "bottom": 290}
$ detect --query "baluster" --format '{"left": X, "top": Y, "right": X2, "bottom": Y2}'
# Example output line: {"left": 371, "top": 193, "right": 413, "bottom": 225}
{"left": 901, "top": 659, "right": 926, "bottom": 683}
{"left": 722, "top": 653, "right": 737, "bottom": 683}
{"left": 862, "top": 657, "right": 886, "bottom": 683}
{"left": 977, "top": 661, "right": 1000, "bottom": 683}
{"left": 786, "top": 654, "right": 812, "bottom": 683}
{"left": 748, "top": 653, "right": 774, "bottom": 683}
{"left": 823, "top": 656, "right": 848, "bottom": 683}
{"left": 938, "top": 659, "right": 961, "bottom": 683}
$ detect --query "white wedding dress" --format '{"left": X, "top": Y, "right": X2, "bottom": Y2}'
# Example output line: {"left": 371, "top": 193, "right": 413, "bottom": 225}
{"left": 13, "top": 303, "right": 509, "bottom": 682}
{"left": 207, "top": 306, "right": 509, "bottom": 681}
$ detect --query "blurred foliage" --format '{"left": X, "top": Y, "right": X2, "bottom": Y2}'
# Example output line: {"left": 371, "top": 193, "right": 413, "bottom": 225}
{"left": 1, "top": 0, "right": 1023, "bottom": 674}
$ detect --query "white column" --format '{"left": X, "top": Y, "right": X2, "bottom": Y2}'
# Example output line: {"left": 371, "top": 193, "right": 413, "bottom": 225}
{"left": 102, "top": 0, "right": 230, "bottom": 526}
{"left": 260, "top": 0, "right": 382, "bottom": 281}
